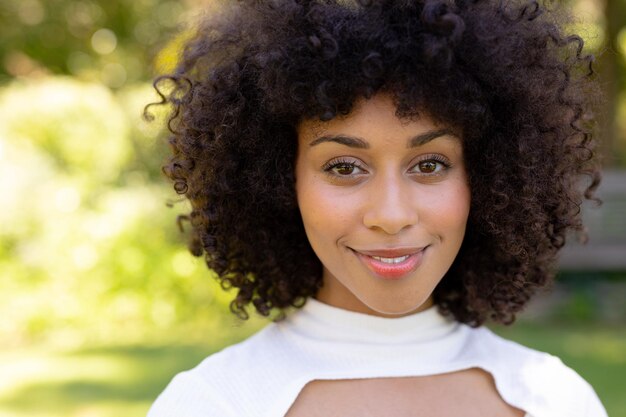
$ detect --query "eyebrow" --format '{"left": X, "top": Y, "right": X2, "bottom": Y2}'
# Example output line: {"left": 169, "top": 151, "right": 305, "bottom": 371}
{"left": 308, "top": 129, "right": 454, "bottom": 149}
{"left": 309, "top": 134, "right": 369, "bottom": 148}
{"left": 408, "top": 129, "right": 454, "bottom": 147}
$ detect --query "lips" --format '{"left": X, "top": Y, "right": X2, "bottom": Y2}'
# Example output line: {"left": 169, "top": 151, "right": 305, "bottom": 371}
{"left": 351, "top": 247, "right": 427, "bottom": 280}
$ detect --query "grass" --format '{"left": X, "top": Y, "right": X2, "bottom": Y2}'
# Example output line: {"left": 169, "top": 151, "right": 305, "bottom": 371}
{"left": 0, "top": 344, "right": 220, "bottom": 417}
{"left": 0, "top": 321, "right": 624, "bottom": 417}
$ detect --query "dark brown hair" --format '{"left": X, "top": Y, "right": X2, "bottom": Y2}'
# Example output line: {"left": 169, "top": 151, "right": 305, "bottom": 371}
{"left": 150, "top": 0, "right": 600, "bottom": 326}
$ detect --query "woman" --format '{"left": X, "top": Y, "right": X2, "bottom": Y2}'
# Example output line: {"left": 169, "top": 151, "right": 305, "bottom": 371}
{"left": 147, "top": 0, "right": 607, "bottom": 416}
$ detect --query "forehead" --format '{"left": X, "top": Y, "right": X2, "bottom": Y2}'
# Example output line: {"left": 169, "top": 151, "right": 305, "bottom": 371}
{"left": 296, "top": 94, "right": 451, "bottom": 143}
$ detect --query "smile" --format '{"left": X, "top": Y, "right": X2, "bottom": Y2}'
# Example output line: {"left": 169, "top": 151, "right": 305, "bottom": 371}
{"left": 370, "top": 255, "right": 410, "bottom": 264}
{"left": 351, "top": 247, "right": 427, "bottom": 280}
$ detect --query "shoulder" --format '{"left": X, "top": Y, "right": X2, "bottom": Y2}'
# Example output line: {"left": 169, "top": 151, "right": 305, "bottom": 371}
{"left": 147, "top": 323, "right": 288, "bottom": 417}
{"left": 459, "top": 326, "right": 607, "bottom": 417}
{"left": 147, "top": 370, "right": 236, "bottom": 417}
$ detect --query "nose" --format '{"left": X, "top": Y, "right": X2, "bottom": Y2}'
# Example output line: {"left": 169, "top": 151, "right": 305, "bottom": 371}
{"left": 362, "top": 173, "right": 419, "bottom": 235}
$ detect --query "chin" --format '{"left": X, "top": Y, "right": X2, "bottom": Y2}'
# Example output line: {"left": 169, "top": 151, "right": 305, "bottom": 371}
{"left": 363, "top": 297, "right": 433, "bottom": 317}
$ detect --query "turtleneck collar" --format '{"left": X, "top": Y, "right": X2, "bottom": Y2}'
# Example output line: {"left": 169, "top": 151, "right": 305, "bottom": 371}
{"left": 283, "top": 297, "right": 459, "bottom": 345}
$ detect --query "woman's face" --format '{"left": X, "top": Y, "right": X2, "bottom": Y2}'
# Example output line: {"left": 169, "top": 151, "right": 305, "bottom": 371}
{"left": 295, "top": 94, "right": 470, "bottom": 317}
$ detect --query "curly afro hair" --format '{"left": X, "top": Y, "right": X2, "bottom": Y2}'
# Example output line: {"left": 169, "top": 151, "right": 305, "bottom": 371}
{"left": 151, "top": 0, "right": 600, "bottom": 326}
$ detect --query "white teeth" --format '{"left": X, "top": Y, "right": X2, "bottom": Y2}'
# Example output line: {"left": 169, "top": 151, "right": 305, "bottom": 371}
{"left": 371, "top": 255, "right": 410, "bottom": 264}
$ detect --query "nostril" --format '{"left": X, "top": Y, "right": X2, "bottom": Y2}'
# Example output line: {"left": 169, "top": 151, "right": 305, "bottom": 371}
{"left": 362, "top": 204, "right": 419, "bottom": 235}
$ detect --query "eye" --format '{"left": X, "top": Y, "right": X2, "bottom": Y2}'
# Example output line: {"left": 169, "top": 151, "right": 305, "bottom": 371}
{"left": 333, "top": 163, "right": 358, "bottom": 175}
{"left": 418, "top": 160, "right": 438, "bottom": 173}
{"left": 323, "top": 158, "right": 367, "bottom": 177}
{"left": 410, "top": 155, "right": 451, "bottom": 175}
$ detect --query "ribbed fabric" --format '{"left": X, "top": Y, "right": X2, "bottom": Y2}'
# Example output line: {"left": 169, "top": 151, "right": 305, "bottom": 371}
{"left": 148, "top": 298, "right": 607, "bottom": 417}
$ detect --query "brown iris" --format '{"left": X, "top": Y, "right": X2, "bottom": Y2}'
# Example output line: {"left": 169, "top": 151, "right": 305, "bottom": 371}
{"left": 335, "top": 164, "right": 355, "bottom": 175}
{"left": 419, "top": 161, "right": 437, "bottom": 173}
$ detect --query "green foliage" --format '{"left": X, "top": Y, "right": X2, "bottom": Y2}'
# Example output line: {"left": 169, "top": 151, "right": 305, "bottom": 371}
{"left": 0, "top": 0, "right": 194, "bottom": 86}
{"left": 0, "top": 78, "right": 131, "bottom": 179}
{"left": 0, "top": 76, "right": 256, "bottom": 349}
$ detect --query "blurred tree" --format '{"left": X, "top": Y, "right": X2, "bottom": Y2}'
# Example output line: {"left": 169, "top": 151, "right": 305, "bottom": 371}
{"left": 0, "top": 0, "right": 216, "bottom": 87}
{"left": 597, "top": 0, "right": 626, "bottom": 165}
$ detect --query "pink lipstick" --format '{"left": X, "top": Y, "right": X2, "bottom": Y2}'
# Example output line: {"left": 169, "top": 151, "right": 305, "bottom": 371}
{"left": 352, "top": 247, "right": 426, "bottom": 280}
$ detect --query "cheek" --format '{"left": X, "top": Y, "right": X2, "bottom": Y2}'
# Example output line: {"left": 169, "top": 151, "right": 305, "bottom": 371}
{"left": 423, "top": 181, "right": 471, "bottom": 233}
{"left": 296, "top": 174, "right": 354, "bottom": 238}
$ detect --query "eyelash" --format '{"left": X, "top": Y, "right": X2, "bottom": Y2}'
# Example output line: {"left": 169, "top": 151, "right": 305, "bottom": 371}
{"left": 322, "top": 157, "right": 367, "bottom": 177}
{"left": 322, "top": 154, "right": 452, "bottom": 179}
{"left": 410, "top": 154, "right": 452, "bottom": 175}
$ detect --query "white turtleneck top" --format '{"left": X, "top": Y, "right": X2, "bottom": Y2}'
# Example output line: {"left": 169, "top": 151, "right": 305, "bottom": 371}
{"left": 148, "top": 298, "right": 607, "bottom": 417}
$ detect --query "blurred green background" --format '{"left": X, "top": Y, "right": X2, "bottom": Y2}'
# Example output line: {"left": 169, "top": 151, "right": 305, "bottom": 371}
{"left": 0, "top": 0, "right": 624, "bottom": 416}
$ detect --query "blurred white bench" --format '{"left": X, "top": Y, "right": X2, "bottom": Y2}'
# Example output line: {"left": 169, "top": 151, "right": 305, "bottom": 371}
{"left": 559, "top": 170, "right": 626, "bottom": 270}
